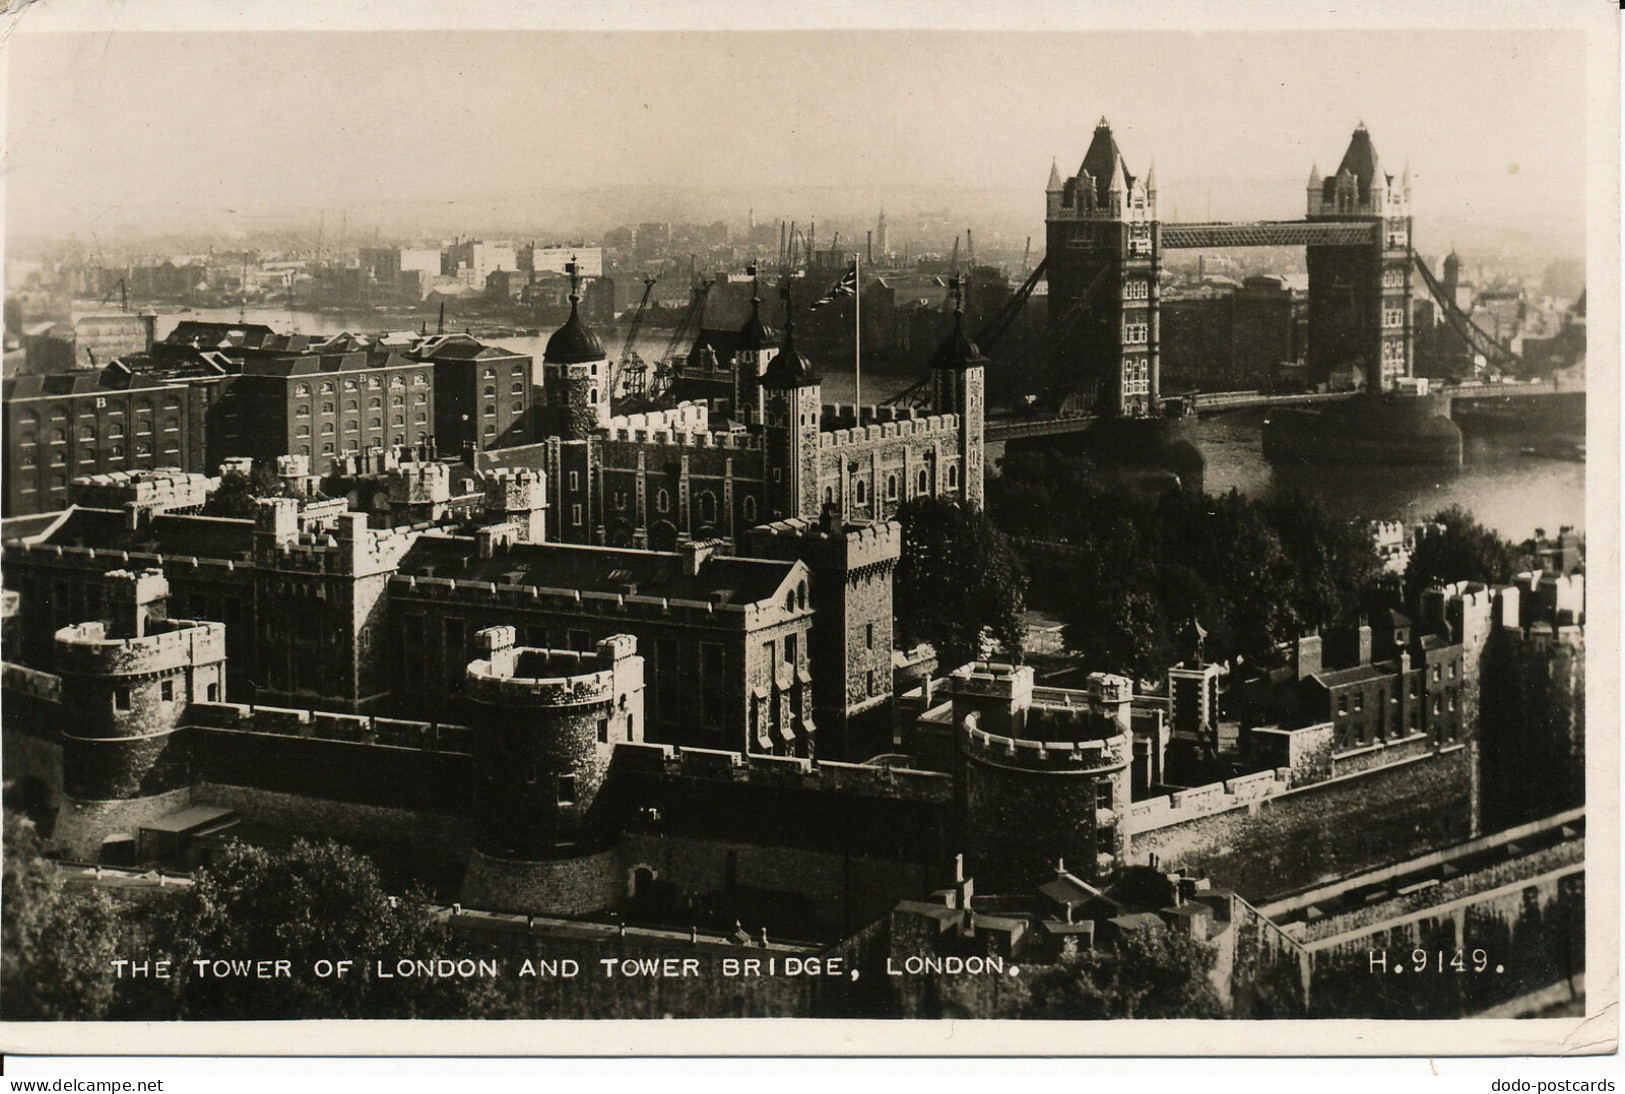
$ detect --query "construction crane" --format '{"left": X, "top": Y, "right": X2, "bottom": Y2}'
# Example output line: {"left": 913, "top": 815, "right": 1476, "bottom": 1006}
{"left": 947, "top": 236, "right": 960, "bottom": 279}
{"left": 652, "top": 277, "right": 714, "bottom": 399}
{"left": 965, "top": 229, "right": 977, "bottom": 270}
{"left": 1020, "top": 237, "right": 1032, "bottom": 277}
{"left": 613, "top": 275, "right": 658, "bottom": 399}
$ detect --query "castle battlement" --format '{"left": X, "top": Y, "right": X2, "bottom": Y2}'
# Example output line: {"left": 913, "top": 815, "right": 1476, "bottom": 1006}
{"left": 71, "top": 467, "right": 211, "bottom": 514}
{"left": 961, "top": 725, "right": 1131, "bottom": 773}
{"left": 182, "top": 700, "right": 475, "bottom": 755}
{"left": 818, "top": 413, "right": 959, "bottom": 449}
{"left": 1126, "top": 768, "right": 1294, "bottom": 833}
{"left": 610, "top": 741, "right": 952, "bottom": 803}
{"left": 54, "top": 617, "right": 227, "bottom": 677}
{"left": 600, "top": 426, "right": 764, "bottom": 451}
{"left": 748, "top": 516, "right": 902, "bottom": 571}
{"left": 465, "top": 632, "right": 631, "bottom": 708}
{"left": 608, "top": 401, "right": 709, "bottom": 434}
{"left": 818, "top": 404, "right": 926, "bottom": 428}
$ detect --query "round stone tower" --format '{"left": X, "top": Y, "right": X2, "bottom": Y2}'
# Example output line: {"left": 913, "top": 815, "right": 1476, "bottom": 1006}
{"left": 52, "top": 569, "right": 227, "bottom": 860}
{"left": 952, "top": 662, "right": 1132, "bottom": 890}
{"left": 460, "top": 626, "right": 644, "bottom": 915}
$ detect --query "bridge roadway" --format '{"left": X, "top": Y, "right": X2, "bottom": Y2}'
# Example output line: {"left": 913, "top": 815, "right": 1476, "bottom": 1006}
{"left": 984, "top": 379, "right": 1580, "bottom": 442}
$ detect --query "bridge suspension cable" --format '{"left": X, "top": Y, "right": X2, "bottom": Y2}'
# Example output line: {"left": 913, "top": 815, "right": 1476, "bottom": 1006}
{"left": 1410, "top": 252, "right": 1519, "bottom": 369}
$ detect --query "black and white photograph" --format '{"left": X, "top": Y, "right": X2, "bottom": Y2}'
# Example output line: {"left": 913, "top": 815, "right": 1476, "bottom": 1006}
{"left": 0, "top": 0, "right": 1613, "bottom": 1062}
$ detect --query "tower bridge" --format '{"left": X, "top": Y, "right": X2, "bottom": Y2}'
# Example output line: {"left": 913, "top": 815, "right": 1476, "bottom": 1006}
{"left": 1041, "top": 118, "right": 1416, "bottom": 420}
{"left": 974, "top": 119, "right": 1577, "bottom": 455}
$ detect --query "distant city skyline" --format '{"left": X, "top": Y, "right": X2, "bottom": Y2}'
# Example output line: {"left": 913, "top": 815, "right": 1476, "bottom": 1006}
{"left": 4, "top": 25, "right": 1589, "bottom": 257}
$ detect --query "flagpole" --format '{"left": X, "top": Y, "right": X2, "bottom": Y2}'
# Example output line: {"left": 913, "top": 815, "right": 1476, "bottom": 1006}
{"left": 853, "top": 252, "right": 862, "bottom": 409}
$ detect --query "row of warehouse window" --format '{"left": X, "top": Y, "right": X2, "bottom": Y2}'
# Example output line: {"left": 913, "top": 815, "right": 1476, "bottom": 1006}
{"left": 291, "top": 375, "right": 426, "bottom": 396}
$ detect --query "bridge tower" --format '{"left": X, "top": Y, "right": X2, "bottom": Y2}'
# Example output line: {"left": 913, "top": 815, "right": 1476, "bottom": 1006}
{"left": 1306, "top": 123, "right": 1414, "bottom": 392}
{"left": 1044, "top": 118, "right": 1160, "bottom": 417}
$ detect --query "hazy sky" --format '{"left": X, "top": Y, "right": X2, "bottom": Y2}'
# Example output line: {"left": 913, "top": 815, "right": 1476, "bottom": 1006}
{"left": 3, "top": 22, "right": 1590, "bottom": 246}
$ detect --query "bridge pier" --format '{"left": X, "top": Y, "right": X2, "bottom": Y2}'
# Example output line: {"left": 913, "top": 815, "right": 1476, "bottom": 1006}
{"left": 1004, "top": 414, "right": 1205, "bottom": 493}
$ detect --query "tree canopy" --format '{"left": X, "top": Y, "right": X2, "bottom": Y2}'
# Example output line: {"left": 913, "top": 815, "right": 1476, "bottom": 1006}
{"left": 1, "top": 811, "right": 121, "bottom": 1020}
{"left": 893, "top": 496, "right": 1028, "bottom": 671}
{"left": 989, "top": 453, "right": 1386, "bottom": 679}
{"left": 1404, "top": 505, "right": 1525, "bottom": 605}
{"left": 1018, "top": 926, "right": 1226, "bottom": 1019}
{"left": 127, "top": 838, "right": 495, "bottom": 1019}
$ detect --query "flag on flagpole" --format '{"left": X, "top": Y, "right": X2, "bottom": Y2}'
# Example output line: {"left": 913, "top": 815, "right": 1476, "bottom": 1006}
{"left": 809, "top": 262, "right": 858, "bottom": 311}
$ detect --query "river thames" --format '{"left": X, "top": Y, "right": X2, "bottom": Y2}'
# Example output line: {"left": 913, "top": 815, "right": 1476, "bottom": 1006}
{"left": 161, "top": 307, "right": 1585, "bottom": 543}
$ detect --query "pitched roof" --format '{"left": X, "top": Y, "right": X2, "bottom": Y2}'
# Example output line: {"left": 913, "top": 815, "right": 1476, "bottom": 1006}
{"left": 1077, "top": 118, "right": 1135, "bottom": 203}
{"left": 21, "top": 508, "right": 256, "bottom": 561}
{"left": 1324, "top": 123, "right": 1383, "bottom": 201}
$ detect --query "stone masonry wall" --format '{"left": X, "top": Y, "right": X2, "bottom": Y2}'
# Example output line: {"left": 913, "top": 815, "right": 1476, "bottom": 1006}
{"left": 1130, "top": 746, "right": 1474, "bottom": 902}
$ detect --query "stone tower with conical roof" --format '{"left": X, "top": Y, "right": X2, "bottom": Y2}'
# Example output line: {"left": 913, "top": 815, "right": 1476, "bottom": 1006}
{"left": 733, "top": 270, "right": 779, "bottom": 425}
{"left": 759, "top": 295, "right": 823, "bottom": 521}
{"left": 1043, "top": 117, "right": 1160, "bottom": 418}
{"left": 542, "top": 257, "right": 611, "bottom": 440}
{"left": 1305, "top": 123, "right": 1414, "bottom": 392}
{"left": 930, "top": 276, "right": 987, "bottom": 508}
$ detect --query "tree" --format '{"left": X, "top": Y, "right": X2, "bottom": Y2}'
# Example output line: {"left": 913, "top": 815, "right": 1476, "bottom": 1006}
{"left": 1404, "top": 505, "right": 1523, "bottom": 604}
{"left": 894, "top": 496, "right": 1028, "bottom": 671}
{"left": 1019, "top": 927, "right": 1226, "bottom": 1019}
{"left": 1, "top": 811, "right": 122, "bottom": 1020}
{"left": 200, "top": 464, "right": 288, "bottom": 519}
{"left": 127, "top": 839, "right": 500, "bottom": 1019}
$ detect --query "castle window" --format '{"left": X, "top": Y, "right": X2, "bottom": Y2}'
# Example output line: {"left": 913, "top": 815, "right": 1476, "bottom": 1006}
{"left": 947, "top": 464, "right": 959, "bottom": 490}
{"left": 824, "top": 486, "right": 834, "bottom": 505}
{"left": 589, "top": 389, "right": 599, "bottom": 404}
{"left": 855, "top": 479, "right": 866, "bottom": 505}
{"left": 568, "top": 471, "right": 580, "bottom": 491}
{"left": 656, "top": 489, "right": 671, "bottom": 514}
{"left": 798, "top": 582, "right": 806, "bottom": 610}
{"left": 698, "top": 492, "right": 717, "bottom": 522}
{"left": 866, "top": 622, "right": 874, "bottom": 650}
{"left": 917, "top": 469, "right": 928, "bottom": 494}
{"left": 773, "top": 469, "right": 782, "bottom": 483}
{"left": 113, "top": 688, "right": 131, "bottom": 712}
{"left": 161, "top": 680, "right": 174, "bottom": 702}
{"left": 598, "top": 718, "right": 610, "bottom": 744}
{"left": 866, "top": 670, "right": 875, "bottom": 697}
{"left": 571, "top": 504, "right": 582, "bottom": 526}
{"left": 557, "top": 776, "right": 576, "bottom": 805}
{"left": 886, "top": 474, "right": 897, "bottom": 501}
{"left": 207, "top": 683, "right": 218, "bottom": 702}
{"left": 743, "top": 496, "right": 757, "bottom": 521}
{"left": 784, "top": 633, "right": 797, "bottom": 665}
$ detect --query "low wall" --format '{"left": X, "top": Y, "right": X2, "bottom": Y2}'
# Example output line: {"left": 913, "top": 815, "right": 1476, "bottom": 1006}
{"left": 461, "top": 848, "right": 621, "bottom": 917}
